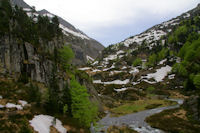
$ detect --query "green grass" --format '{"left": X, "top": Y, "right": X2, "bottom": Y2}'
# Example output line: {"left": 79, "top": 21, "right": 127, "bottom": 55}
{"left": 110, "top": 99, "right": 177, "bottom": 116}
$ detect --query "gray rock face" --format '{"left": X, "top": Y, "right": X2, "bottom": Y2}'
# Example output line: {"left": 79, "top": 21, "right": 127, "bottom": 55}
{"left": 0, "top": 36, "right": 62, "bottom": 88}
{"left": 10, "top": 0, "right": 31, "bottom": 8}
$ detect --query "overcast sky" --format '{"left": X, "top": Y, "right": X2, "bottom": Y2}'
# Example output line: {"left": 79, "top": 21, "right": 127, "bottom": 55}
{"left": 24, "top": 0, "right": 199, "bottom": 47}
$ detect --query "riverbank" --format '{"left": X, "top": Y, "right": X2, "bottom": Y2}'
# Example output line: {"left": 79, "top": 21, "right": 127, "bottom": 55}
{"left": 146, "top": 107, "right": 200, "bottom": 133}
{"left": 93, "top": 99, "right": 183, "bottom": 133}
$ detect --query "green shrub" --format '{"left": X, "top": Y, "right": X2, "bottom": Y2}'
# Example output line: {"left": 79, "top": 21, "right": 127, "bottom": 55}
{"left": 69, "top": 76, "right": 97, "bottom": 127}
{"left": 58, "top": 45, "right": 74, "bottom": 70}
{"left": 193, "top": 74, "right": 200, "bottom": 89}
{"left": 132, "top": 58, "right": 142, "bottom": 67}
{"left": 146, "top": 87, "right": 155, "bottom": 93}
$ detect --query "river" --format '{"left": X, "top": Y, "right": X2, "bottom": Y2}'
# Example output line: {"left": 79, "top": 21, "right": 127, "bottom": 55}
{"left": 91, "top": 99, "right": 183, "bottom": 133}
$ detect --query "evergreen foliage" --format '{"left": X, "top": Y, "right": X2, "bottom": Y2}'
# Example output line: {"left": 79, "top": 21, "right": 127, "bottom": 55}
{"left": 58, "top": 45, "right": 75, "bottom": 70}
{"left": 132, "top": 58, "right": 142, "bottom": 67}
{"left": 171, "top": 15, "right": 200, "bottom": 90}
{"left": 68, "top": 76, "right": 97, "bottom": 127}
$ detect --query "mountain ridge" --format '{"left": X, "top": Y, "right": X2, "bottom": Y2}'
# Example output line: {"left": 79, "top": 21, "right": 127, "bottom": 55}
{"left": 10, "top": 0, "right": 104, "bottom": 65}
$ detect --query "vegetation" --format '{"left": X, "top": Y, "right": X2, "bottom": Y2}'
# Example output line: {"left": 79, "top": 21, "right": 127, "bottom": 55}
{"left": 132, "top": 58, "right": 142, "bottom": 67}
{"left": 66, "top": 76, "right": 97, "bottom": 127}
{"left": 171, "top": 16, "right": 200, "bottom": 91}
{"left": 107, "top": 125, "right": 138, "bottom": 133}
{"left": 146, "top": 86, "right": 155, "bottom": 94}
{"left": 110, "top": 99, "right": 176, "bottom": 116}
{"left": 0, "top": 0, "right": 62, "bottom": 47}
{"left": 146, "top": 108, "right": 200, "bottom": 133}
{"left": 58, "top": 45, "right": 75, "bottom": 70}
{"left": 146, "top": 47, "right": 169, "bottom": 67}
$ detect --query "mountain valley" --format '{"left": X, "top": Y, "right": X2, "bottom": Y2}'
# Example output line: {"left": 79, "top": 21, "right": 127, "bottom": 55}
{"left": 0, "top": 0, "right": 200, "bottom": 133}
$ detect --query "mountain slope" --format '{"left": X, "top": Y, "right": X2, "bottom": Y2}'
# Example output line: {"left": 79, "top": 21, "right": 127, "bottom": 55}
{"left": 79, "top": 3, "right": 200, "bottom": 132}
{"left": 10, "top": 0, "right": 104, "bottom": 65}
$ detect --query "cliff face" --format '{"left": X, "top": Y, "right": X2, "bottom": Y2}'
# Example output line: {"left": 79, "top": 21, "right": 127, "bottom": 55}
{"left": 0, "top": 36, "right": 66, "bottom": 89}
{"left": 10, "top": 0, "right": 104, "bottom": 65}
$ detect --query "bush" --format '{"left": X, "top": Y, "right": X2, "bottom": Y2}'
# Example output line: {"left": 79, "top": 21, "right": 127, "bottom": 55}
{"left": 193, "top": 74, "right": 200, "bottom": 89}
{"left": 146, "top": 87, "right": 155, "bottom": 93}
{"left": 132, "top": 58, "right": 142, "bottom": 67}
{"left": 69, "top": 76, "right": 97, "bottom": 127}
{"left": 58, "top": 45, "right": 74, "bottom": 70}
{"left": 172, "top": 63, "right": 188, "bottom": 77}
{"left": 147, "top": 53, "right": 157, "bottom": 67}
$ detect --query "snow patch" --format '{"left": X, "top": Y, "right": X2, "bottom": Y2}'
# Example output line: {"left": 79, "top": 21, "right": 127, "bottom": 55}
{"left": 0, "top": 95, "right": 2, "bottom": 99}
{"left": 144, "top": 65, "right": 172, "bottom": 82}
{"left": 0, "top": 104, "right": 4, "bottom": 108}
{"left": 86, "top": 55, "right": 94, "bottom": 62}
{"left": 18, "top": 100, "right": 28, "bottom": 107}
{"left": 129, "top": 67, "right": 139, "bottom": 74}
{"left": 93, "top": 79, "right": 129, "bottom": 85}
{"left": 43, "top": 13, "right": 55, "bottom": 18}
{"left": 183, "top": 13, "right": 190, "bottom": 18}
{"left": 123, "top": 29, "right": 166, "bottom": 47}
{"left": 158, "top": 59, "right": 167, "bottom": 65}
{"left": 59, "top": 24, "right": 90, "bottom": 40}
{"left": 168, "top": 74, "right": 175, "bottom": 79}
{"left": 114, "top": 88, "right": 128, "bottom": 92}
{"left": 116, "top": 50, "right": 125, "bottom": 55}
{"left": 29, "top": 115, "right": 67, "bottom": 133}
{"left": 92, "top": 69, "right": 101, "bottom": 73}
{"left": 23, "top": 8, "right": 32, "bottom": 12}
{"left": 6, "top": 103, "right": 23, "bottom": 110}
{"left": 109, "top": 70, "right": 123, "bottom": 76}
{"left": 92, "top": 61, "right": 99, "bottom": 66}
{"left": 78, "top": 67, "right": 91, "bottom": 71}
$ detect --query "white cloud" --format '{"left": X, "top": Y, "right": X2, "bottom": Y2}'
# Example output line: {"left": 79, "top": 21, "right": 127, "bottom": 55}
{"left": 24, "top": 0, "right": 199, "bottom": 45}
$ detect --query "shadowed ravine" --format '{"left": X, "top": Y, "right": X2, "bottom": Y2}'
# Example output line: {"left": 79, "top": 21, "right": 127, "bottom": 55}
{"left": 91, "top": 99, "right": 183, "bottom": 133}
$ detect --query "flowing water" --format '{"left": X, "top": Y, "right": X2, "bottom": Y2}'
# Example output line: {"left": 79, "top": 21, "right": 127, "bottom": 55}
{"left": 91, "top": 99, "right": 183, "bottom": 133}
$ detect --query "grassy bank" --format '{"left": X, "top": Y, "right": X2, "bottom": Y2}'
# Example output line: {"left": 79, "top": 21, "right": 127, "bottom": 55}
{"left": 110, "top": 99, "right": 176, "bottom": 117}
{"left": 146, "top": 108, "right": 200, "bottom": 133}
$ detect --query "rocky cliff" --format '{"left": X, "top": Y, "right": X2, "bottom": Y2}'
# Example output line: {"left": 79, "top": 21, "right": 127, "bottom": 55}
{"left": 10, "top": 0, "right": 104, "bottom": 65}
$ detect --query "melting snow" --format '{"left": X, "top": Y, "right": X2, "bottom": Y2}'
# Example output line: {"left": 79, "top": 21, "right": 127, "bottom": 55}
{"left": 183, "top": 13, "right": 190, "bottom": 18}
{"left": 6, "top": 103, "right": 23, "bottom": 110}
{"left": 158, "top": 59, "right": 167, "bottom": 65}
{"left": 145, "top": 65, "right": 172, "bottom": 82}
{"left": 42, "top": 13, "right": 55, "bottom": 18}
{"left": 30, "top": 115, "right": 67, "bottom": 133}
{"left": 129, "top": 68, "right": 139, "bottom": 74}
{"left": 116, "top": 50, "right": 125, "bottom": 55}
{"left": 103, "top": 55, "right": 117, "bottom": 61}
{"left": 168, "top": 74, "right": 175, "bottom": 79}
{"left": 114, "top": 88, "right": 128, "bottom": 92}
{"left": 162, "top": 19, "right": 179, "bottom": 27}
{"left": 109, "top": 70, "right": 123, "bottom": 76}
{"left": 103, "top": 64, "right": 115, "bottom": 71}
{"left": 59, "top": 24, "right": 90, "bottom": 40}
{"left": 92, "top": 69, "right": 101, "bottom": 72}
{"left": 93, "top": 79, "right": 130, "bottom": 85}
{"left": 23, "top": 8, "right": 32, "bottom": 11}
{"left": 0, "top": 104, "right": 4, "bottom": 108}
{"left": 92, "top": 61, "right": 99, "bottom": 66}
{"left": 19, "top": 100, "right": 28, "bottom": 107}
{"left": 78, "top": 67, "right": 91, "bottom": 71}
{"left": 86, "top": 55, "right": 94, "bottom": 61}
{"left": 123, "top": 29, "right": 166, "bottom": 47}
